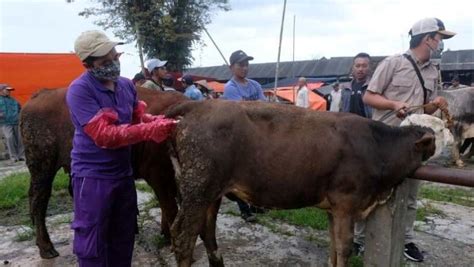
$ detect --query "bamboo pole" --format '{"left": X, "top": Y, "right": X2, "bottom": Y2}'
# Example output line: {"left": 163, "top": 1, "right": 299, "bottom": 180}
{"left": 273, "top": 0, "right": 287, "bottom": 98}
{"left": 203, "top": 26, "right": 229, "bottom": 67}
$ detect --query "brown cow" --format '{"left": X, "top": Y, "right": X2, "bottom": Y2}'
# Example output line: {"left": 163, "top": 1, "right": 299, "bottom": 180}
{"left": 165, "top": 100, "right": 436, "bottom": 267}
{"left": 20, "top": 87, "right": 187, "bottom": 259}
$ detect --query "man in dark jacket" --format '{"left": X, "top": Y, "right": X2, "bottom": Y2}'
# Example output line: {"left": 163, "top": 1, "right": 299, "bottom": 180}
{"left": 340, "top": 53, "right": 373, "bottom": 118}
{"left": 0, "top": 83, "right": 24, "bottom": 162}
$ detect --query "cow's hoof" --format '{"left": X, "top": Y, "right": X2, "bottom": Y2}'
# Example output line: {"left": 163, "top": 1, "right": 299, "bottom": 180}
{"left": 40, "top": 247, "right": 59, "bottom": 259}
{"left": 208, "top": 253, "right": 224, "bottom": 267}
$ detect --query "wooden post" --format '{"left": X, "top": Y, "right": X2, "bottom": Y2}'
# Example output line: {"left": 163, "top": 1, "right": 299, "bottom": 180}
{"left": 363, "top": 179, "right": 410, "bottom": 267}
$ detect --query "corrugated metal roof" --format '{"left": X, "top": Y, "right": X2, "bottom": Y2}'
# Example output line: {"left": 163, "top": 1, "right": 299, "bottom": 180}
{"left": 186, "top": 50, "right": 473, "bottom": 81}
{"left": 440, "top": 50, "right": 474, "bottom": 71}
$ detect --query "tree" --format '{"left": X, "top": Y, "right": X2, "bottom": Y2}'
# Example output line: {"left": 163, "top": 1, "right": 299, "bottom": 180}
{"left": 77, "top": 0, "right": 229, "bottom": 71}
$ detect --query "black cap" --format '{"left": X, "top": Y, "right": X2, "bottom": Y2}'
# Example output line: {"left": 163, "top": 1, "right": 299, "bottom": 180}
{"left": 229, "top": 50, "right": 254, "bottom": 65}
{"left": 132, "top": 73, "right": 145, "bottom": 83}
{"left": 178, "top": 74, "right": 194, "bottom": 85}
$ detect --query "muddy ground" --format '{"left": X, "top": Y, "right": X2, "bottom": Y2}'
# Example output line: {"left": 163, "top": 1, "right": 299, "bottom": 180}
{"left": 0, "top": 155, "right": 473, "bottom": 267}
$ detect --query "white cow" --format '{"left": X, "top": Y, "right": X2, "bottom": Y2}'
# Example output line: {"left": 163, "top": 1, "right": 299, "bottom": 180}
{"left": 401, "top": 114, "right": 454, "bottom": 159}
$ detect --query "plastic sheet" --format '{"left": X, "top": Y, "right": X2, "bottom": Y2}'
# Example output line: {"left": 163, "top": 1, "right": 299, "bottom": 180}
{"left": 132, "top": 100, "right": 164, "bottom": 123}
{"left": 84, "top": 108, "right": 177, "bottom": 149}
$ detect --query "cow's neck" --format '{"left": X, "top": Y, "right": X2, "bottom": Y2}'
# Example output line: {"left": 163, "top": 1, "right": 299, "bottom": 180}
{"left": 372, "top": 126, "right": 424, "bottom": 191}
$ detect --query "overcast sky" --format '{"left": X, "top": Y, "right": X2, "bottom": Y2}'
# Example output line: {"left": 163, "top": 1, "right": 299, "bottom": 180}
{"left": 1, "top": 0, "right": 473, "bottom": 79}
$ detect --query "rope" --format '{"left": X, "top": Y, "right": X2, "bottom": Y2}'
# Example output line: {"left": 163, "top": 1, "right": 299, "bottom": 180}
{"left": 378, "top": 103, "right": 432, "bottom": 123}
{"left": 379, "top": 103, "right": 456, "bottom": 137}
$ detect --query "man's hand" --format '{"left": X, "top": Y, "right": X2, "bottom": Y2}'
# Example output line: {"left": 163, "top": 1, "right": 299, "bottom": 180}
{"left": 431, "top": 96, "right": 448, "bottom": 109}
{"left": 424, "top": 96, "right": 448, "bottom": 114}
{"left": 149, "top": 117, "right": 179, "bottom": 144}
{"left": 392, "top": 101, "right": 409, "bottom": 118}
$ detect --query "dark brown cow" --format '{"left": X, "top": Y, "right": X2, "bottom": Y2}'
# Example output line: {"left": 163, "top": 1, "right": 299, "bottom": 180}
{"left": 165, "top": 100, "right": 435, "bottom": 267}
{"left": 20, "top": 87, "right": 187, "bottom": 259}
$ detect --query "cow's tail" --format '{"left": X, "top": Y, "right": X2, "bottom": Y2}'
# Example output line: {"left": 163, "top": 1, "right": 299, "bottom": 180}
{"left": 165, "top": 102, "right": 201, "bottom": 189}
{"left": 164, "top": 101, "right": 202, "bottom": 119}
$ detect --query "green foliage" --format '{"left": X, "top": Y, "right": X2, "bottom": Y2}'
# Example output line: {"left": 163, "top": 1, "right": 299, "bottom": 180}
{"left": 265, "top": 207, "right": 329, "bottom": 230}
{"left": 78, "top": 0, "right": 230, "bottom": 71}
{"left": 420, "top": 185, "right": 474, "bottom": 207}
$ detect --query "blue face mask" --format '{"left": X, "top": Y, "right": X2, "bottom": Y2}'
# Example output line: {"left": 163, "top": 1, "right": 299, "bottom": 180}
{"left": 89, "top": 60, "right": 121, "bottom": 82}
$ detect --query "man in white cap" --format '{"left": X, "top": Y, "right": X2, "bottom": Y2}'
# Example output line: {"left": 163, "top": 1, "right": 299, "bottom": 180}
{"left": 67, "top": 30, "right": 177, "bottom": 266}
{"left": 0, "top": 83, "right": 24, "bottom": 162}
{"left": 361, "top": 18, "right": 455, "bottom": 262}
{"left": 142, "top": 58, "right": 168, "bottom": 91}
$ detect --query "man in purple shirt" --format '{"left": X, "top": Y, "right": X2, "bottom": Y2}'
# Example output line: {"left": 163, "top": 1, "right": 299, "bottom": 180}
{"left": 67, "top": 30, "right": 176, "bottom": 267}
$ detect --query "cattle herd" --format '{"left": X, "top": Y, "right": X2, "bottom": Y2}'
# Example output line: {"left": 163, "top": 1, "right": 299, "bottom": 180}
{"left": 19, "top": 87, "right": 473, "bottom": 266}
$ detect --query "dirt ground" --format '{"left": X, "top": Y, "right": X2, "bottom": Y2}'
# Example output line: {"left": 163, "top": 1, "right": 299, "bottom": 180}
{"left": 0, "top": 154, "right": 473, "bottom": 267}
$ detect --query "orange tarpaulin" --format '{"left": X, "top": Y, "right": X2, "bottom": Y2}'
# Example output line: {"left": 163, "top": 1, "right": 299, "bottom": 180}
{"left": 207, "top": 81, "right": 225, "bottom": 93}
{"left": 272, "top": 87, "right": 327, "bottom": 111}
{"left": 0, "top": 53, "right": 85, "bottom": 105}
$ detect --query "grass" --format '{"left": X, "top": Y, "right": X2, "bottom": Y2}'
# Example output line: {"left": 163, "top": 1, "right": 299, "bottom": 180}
{"left": 416, "top": 203, "right": 446, "bottom": 221}
{"left": 0, "top": 169, "right": 72, "bottom": 226}
{"left": 135, "top": 180, "right": 155, "bottom": 194}
{"left": 349, "top": 255, "right": 364, "bottom": 267}
{"left": 264, "top": 207, "right": 329, "bottom": 231}
{"left": 419, "top": 185, "right": 474, "bottom": 207}
{"left": 14, "top": 226, "right": 34, "bottom": 242}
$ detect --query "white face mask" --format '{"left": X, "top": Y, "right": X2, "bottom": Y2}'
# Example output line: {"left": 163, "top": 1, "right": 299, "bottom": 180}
{"left": 429, "top": 40, "right": 444, "bottom": 58}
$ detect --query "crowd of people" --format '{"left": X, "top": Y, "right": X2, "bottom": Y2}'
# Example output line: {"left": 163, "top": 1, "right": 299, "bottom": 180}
{"left": 0, "top": 16, "right": 464, "bottom": 266}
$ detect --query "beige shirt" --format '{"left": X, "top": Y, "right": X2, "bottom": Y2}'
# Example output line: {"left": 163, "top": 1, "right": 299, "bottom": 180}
{"left": 367, "top": 50, "right": 439, "bottom": 126}
{"left": 142, "top": 80, "right": 163, "bottom": 91}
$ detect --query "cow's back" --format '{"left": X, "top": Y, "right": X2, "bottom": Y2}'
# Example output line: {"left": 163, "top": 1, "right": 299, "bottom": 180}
{"left": 21, "top": 88, "right": 74, "bottom": 171}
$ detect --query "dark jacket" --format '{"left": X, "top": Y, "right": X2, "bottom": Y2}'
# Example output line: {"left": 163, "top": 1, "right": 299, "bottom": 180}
{"left": 341, "top": 79, "right": 372, "bottom": 118}
{"left": 0, "top": 96, "right": 21, "bottom": 125}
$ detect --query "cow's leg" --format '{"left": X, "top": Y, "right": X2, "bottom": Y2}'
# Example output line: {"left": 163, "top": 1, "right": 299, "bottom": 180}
{"left": 332, "top": 211, "right": 354, "bottom": 267}
{"left": 171, "top": 200, "right": 208, "bottom": 267}
{"left": 145, "top": 173, "right": 178, "bottom": 242}
{"left": 158, "top": 189, "right": 178, "bottom": 241}
{"left": 28, "top": 166, "right": 59, "bottom": 258}
{"left": 327, "top": 212, "right": 337, "bottom": 267}
{"left": 200, "top": 198, "right": 224, "bottom": 267}
{"left": 452, "top": 139, "right": 465, "bottom": 167}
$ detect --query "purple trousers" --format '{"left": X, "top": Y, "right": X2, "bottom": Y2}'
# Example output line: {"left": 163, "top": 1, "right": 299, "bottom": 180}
{"left": 72, "top": 177, "right": 137, "bottom": 267}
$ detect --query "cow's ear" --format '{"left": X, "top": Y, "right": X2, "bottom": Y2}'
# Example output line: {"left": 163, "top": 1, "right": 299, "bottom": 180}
{"left": 415, "top": 133, "right": 435, "bottom": 160}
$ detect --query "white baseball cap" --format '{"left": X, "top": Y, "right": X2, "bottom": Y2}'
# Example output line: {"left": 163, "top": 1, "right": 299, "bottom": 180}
{"left": 409, "top": 18, "right": 456, "bottom": 39}
{"left": 146, "top": 58, "right": 168, "bottom": 72}
{"left": 74, "top": 30, "right": 124, "bottom": 61}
